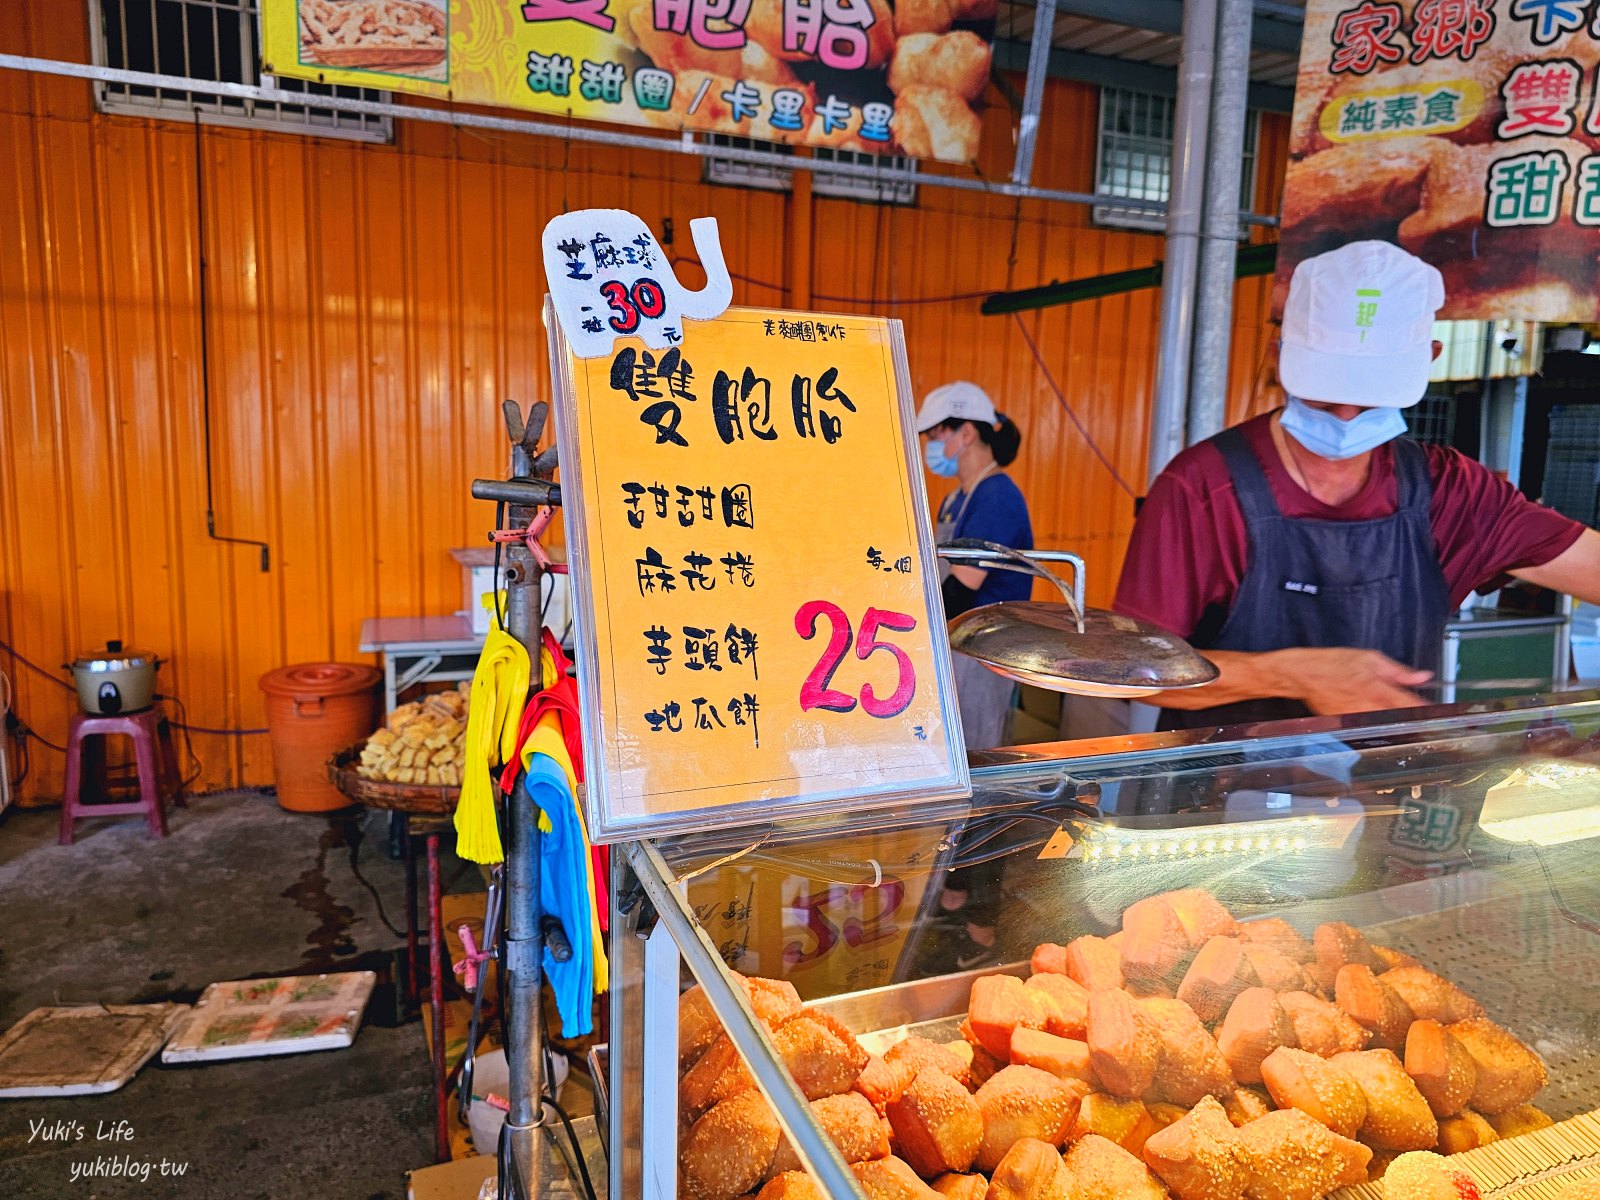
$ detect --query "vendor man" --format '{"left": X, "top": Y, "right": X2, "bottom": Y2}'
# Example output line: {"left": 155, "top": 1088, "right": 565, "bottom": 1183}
{"left": 1116, "top": 240, "right": 1600, "bottom": 725}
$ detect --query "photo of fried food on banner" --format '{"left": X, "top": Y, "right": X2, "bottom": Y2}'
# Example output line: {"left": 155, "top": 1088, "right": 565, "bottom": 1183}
{"left": 620, "top": 0, "right": 996, "bottom": 162}
{"left": 1277, "top": 0, "right": 1600, "bottom": 322}
{"left": 297, "top": 0, "right": 448, "bottom": 79}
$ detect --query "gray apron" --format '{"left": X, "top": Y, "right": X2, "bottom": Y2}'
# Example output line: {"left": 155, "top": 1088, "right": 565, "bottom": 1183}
{"left": 1163, "top": 428, "right": 1451, "bottom": 731}
{"left": 938, "top": 485, "right": 1017, "bottom": 751}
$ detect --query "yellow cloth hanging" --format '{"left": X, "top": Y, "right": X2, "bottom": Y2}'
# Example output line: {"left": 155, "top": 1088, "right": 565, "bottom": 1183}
{"left": 453, "top": 626, "right": 530, "bottom": 864}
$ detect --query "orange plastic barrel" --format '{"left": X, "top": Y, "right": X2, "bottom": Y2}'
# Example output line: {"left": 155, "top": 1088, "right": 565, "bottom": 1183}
{"left": 258, "top": 663, "right": 382, "bottom": 813}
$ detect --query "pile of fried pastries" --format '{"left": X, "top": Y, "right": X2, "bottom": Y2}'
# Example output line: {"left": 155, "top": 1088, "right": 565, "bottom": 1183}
{"left": 677, "top": 888, "right": 1552, "bottom": 1200}
{"left": 356, "top": 683, "right": 468, "bottom": 787}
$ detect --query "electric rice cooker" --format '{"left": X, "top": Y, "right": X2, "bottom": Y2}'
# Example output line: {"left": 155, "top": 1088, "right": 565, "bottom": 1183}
{"left": 70, "top": 641, "right": 160, "bottom": 715}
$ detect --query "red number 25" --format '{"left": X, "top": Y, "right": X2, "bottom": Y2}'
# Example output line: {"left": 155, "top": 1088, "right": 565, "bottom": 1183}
{"left": 795, "top": 602, "right": 918, "bottom": 718}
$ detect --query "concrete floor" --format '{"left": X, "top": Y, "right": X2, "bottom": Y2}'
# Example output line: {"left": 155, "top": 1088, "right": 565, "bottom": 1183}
{"left": 0, "top": 791, "right": 470, "bottom": 1199}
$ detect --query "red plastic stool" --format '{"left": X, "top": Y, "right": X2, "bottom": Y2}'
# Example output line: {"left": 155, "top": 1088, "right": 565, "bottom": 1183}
{"left": 59, "top": 707, "right": 185, "bottom": 844}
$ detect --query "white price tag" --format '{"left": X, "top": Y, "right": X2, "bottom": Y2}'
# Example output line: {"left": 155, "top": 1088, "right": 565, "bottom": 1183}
{"left": 541, "top": 209, "right": 733, "bottom": 359}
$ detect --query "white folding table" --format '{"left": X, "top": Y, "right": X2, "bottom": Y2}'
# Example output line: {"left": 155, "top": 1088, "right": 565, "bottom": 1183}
{"left": 358, "top": 615, "right": 486, "bottom": 714}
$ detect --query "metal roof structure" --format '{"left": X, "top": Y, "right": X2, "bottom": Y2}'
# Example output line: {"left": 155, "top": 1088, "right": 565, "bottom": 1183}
{"left": 994, "top": 0, "right": 1305, "bottom": 111}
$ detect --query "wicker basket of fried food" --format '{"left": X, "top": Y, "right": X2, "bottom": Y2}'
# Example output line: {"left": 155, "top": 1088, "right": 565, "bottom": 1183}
{"left": 327, "top": 683, "right": 467, "bottom": 814}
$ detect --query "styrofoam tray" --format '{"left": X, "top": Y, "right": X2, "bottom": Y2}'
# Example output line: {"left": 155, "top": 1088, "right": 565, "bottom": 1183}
{"left": 0, "top": 1004, "right": 189, "bottom": 1098}
{"left": 161, "top": 972, "right": 375, "bottom": 1063}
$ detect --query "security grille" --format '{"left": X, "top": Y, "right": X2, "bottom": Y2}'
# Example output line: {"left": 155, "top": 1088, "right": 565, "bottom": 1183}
{"left": 1544, "top": 404, "right": 1600, "bottom": 525}
{"left": 1094, "top": 87, "right": 1259, "bottom": 233}
{"left": 91, "top": 0, "right": 393, "bottom": 142}
{"left": 813, "top": 146, "right": 917, "bottom": 204}
{"left": 1404, "top": 392, "right": 1458, "bottom": 445}
{"left": 703, "top": 135, "right": 917, "bottom": 204}
{"left": 702, "top": 134, "right": 796, "bottom": 192}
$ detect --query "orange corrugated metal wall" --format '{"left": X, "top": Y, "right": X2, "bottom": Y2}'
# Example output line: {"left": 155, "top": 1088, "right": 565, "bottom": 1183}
{"left": 0, "top": 2, "right": 1285, "bottom": 802}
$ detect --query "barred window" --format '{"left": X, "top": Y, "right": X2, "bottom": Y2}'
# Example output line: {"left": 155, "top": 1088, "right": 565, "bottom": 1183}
{"left": 703, "top": 135, "right": 918, "bottom": 205}
{"left": 1094, "top": 86, "right": 1259, "bottom": 234}
{"left": 1403, "top": 391, "right": 1459, "bottom": 446}
{"left": 91, "top": 0, "right": 393, "bottom": 142}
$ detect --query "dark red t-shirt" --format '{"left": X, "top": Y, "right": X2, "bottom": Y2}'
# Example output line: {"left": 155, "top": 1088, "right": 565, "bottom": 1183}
{"left": 1114, "top": 412, "right": 1586, "bottom": 641}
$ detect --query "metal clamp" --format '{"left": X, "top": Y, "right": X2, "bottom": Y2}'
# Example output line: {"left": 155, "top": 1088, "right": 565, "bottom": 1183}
{"left": 471, "top": 478, "right": 562, "bottom": 508}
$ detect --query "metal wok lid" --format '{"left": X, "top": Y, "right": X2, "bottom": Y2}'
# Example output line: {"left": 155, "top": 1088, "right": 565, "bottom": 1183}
{"left": 938, "top": 539, "right": 1218, "bottom": 697}
{"left": 947, "top": 601, "right": 1220, "bottom": 696}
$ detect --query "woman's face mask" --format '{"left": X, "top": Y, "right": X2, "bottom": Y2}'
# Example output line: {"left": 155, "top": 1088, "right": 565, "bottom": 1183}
{"left": 1280, "top": 395, "right": 1407, "bottom": 461}
{"left": 923, "top": 431, "right": 962, "bottom": 477}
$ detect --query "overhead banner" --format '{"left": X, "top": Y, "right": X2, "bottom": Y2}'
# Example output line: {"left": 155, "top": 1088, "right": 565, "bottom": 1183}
{"left": 260, "top": 0, "right": 997, "bottom": 162}
{"left": 1279, "top": 0, "right": 1600, "bottom": 321}
{"left": 548, "top": 283, "right": 969, "bottom": 841}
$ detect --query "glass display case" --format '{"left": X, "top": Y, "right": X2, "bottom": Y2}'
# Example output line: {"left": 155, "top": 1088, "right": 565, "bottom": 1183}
{"left": 608, "top": 690, "right": 1600, "bottom": 1200}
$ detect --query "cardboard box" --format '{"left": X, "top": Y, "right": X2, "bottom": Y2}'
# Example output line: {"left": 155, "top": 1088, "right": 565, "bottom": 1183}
{"left": 406, "top": 1154, "right": 496, "bottom": 1200}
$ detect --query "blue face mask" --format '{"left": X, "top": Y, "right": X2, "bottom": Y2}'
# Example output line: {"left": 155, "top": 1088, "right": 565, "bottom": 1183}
{"left": 924, "top": 438, "right": 961, "bottom": 477}
{"left": 1280, "top": 395, "right": 1407, "bottom": 461}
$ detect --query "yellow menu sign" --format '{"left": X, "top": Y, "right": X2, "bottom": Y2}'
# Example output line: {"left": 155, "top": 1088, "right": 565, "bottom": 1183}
{"left": 551, "top": 304, "right": 969, "bottom": 842}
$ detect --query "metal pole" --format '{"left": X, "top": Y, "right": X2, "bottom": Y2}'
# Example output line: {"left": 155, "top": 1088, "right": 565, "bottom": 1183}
{"left": 627, "top": 842, "right": 862, "bottom": 1200}
{"left": 607, "top": 862, "right": 647, "bottom": 1200}
{"left": 500, "top": 408, "right": 547, "bottom": 1199}
{"left": 426, "top": 832, "right": 450, "bottom": 1161}
{"left": 1186, "top": 0, "right": 1253, "bottom": 447}
{"left": 1147, "top": 0, "right": 1218, "bottom": 484}
{"left": 1009, "top": 0, "right": 1061, "bottom": 186}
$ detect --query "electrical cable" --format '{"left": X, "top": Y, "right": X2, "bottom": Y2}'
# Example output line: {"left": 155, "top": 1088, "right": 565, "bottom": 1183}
{"left": 669, "top": 254, "right": 995, "bottom": 307}
{"left": 171, "top": 720, "right": 269, "bottom": 736}
{"left": 1, "top": 634, "right": 262, "bottom": 744}
{"left": 13, "top": 732, "right": 28, "bottom": 788}
{"left": 0, "top": 637, "right": 76, "bottom": 692}
{"left": 668, "top": 249, "right": 1141, "bottom": 506}
{"left": 155, "top": 693, "right": 207, "bottom": 789}
{"left": 542, "top": 1081, "right": 600, "bottom": 1200}
{"left": 493, "top": 500, "right": 507, "bottom": 633}
{"left": 1010, "top": 311, "right": 1140, "bottom": 499}
{"left": 0, "top": 668, "right": 12, "bottom": 803}
{"left": 486, "top": 780, "right": 597, "bottom": 1200}
{"left": 192, "top": 110, "right": 270, "bottom": 572}
{"left": 23, "top": 726, "right": 68, "bottom": 755}
{"left": 346, "top": 815, "right": 406, "bottom": 939}
{"left": 542, "top": 1040, "right": 598, "bottom": 1200}
{"left": 497, "top": 1119, "right": 524, "bottom": 1200}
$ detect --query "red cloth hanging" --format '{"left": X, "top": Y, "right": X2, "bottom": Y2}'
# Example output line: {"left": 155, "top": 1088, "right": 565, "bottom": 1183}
{"left": 499, "top": 631, "right": 609, "bottom": 931}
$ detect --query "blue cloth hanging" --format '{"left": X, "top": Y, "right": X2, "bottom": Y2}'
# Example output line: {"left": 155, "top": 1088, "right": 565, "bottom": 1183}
{"left": 523, "top": 753, "right": 595, "bottom": 1037}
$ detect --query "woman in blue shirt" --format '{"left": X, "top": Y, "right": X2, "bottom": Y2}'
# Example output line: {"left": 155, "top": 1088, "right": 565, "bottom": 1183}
{"left": 914, "top": 382, "right": 1033, "bottom": 972}
{"left": 916, "top": 381, "right": 1033, "bottom": 750}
